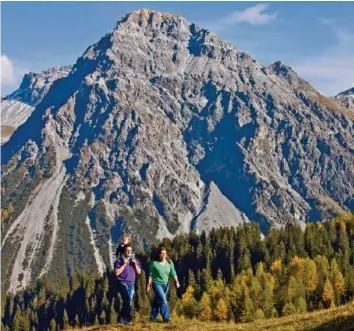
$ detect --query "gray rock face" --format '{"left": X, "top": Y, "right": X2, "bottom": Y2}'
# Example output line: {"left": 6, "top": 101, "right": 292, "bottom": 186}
{"left": 1, "top": 65, "right": 72, "bottom": 144}
{"left": 336, "top": 87, "right": 354, "bottom": 111}
{"left": 1, "top": 9, "right": 354, "bottom": 292}
{"left": 193, "top": 181, "right": 249, "bottom": 233}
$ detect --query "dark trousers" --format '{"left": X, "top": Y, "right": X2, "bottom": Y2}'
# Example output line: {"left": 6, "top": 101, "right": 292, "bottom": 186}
{"left": 117, "top": 281, "right": 134, "bottom": 323}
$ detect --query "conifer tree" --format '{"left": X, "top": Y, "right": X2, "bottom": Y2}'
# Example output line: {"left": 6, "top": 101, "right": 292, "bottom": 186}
{"left": 262, "top": 283, "right": 274, "bottom": 318}
{"left": 215, "top": 298, "right": 228, "bottom": 321}
{"left": 49, "top": 319, "right": 56, "bottom": 331}
{"left": 287, "top": 276, "right": 297, "bottom": 303}
{"left": 295, "top": 297, "right": 307, "bottom": 313}
{"left": 197, "top": 292, "right": 212, "bottom": 321}
{"left": 241, "top": 292, "right": 254, "bottom": 323}
{"left": 282, "top": 302, "right": 296, "bottom": 316}
{"left": 322, "top": 278, "right": 335, "bottom": 308}
{"left": 110, "top": 303, "right": 117, "bottom": 324}
{"left": 216, "top": 268, "right": 224, "bottom": 281}
{"left": 254, "top": 308, "right": 265, "bottom": 320}
{"left": 99, "top": 310, "right": 106, "bottom": 325}
{"left": 188, "top": 269, "right": 196, "bottom": 288}
{"left": 74, "top": 313, "right": 80, "bottom": 327}
{"left": 63, "top": 310, "right": 69, "bottom": 329}
{"left": 200, "top": 268, "right": 213, "bottom": 293}
{"left": 333, "top": 272, "right": 345, "bottom": 305}
{"left": 168, "top": 279, "right": 178, "bottom": 313}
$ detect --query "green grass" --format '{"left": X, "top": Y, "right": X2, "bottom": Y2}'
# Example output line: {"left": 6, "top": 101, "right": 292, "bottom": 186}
{"left": 67, "top": 301, "right": 354, "bottom": 331}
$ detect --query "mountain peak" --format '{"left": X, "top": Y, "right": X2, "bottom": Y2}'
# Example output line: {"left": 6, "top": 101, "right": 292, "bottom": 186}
{"left": 117, "top": 8, "right": 188, "bottom": 29}
{"left": 266, "top": 61, "right": 299, "bottom": 81}
{"left": 19, "top": 65, "right": 72, "bottom": 91}
{"left": 336, "top": 86, "right": 354, "bottom": 97}
{"left": 336, "top": 86, "right": 354, "bottom": 110}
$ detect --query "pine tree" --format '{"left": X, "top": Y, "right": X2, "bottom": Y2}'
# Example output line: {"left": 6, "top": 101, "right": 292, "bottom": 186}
{"left": 215, "top": 298, "right": 228, "bottom": 321}
{"left": 322, "top": 278, "right": 335, "bottom": 308}
{"left": 254, "top": 308, "right": 265, "bottom": 320}
{"left": 188, "top": 269, "right": 196, "bottom": 288}
{"left": 250, "top": 277, "right": 262, "bottom": 310}
{"left": 200, "top": 268, "right": 213, "bottom": 293}
{"left": 303, "top": 258, "right": 318, "bottom": 294}
{"left": 74, "top": 313, "right": 80, "bottom": 327}
{"left": 99, "top": 310, "right": 106, "bottom": 325}
{"left": 63, "top": 310, "right": 69, "bottom": 330}
{"left": 240, "top": 250, "right": 252, "bottom": 271}
{"left": 49, "top": 319, "right": 56, "bottom": 331}
{"left": 270, "top": 259, "right": 282, "bottom": 275}
{"left": 197, "top": 292, "right": 212, "bottom": 321}
{"left": 102, "top": 275, "right": 109, "bottom": 294}
{"left": 181, "top": 286, "right": 198, "bottom": 319}
{"left": 241, "top": 292, "right": 254, "bottom": 323}
{"left": 216, "top": 268, "right": 224, "bottom": 281}
{"left": 295, "top": 297, "right": 307, "bottom": 313}
{"left": 102, "top": 295, "right": 109, "bottom": 312}
{"left": 262, "top": 283, "right": 274, "bottom": 318}
{"left": 182, "top": 297, "right": 198, "bottom": 319}
{"left": 195, "top": 270, "right": 202, "bottom": 300}
{"left": 333, "top": 272, "right": 345, "bottom": 305}
{"left": 135, "top": 271, "right": 150, "bottom": 316}
{"left": 29, "top": 311, "right": 38, "bottom": 330}
{"left": 282, "top": 302, "right": 296, "bottom": 316}
{"left": 110, "top": 303, "right": 117, "bottom": 324}
{"left": 287, "top": 276, "right": 297, "bottom": 303}
{"left": 12, "top": 310, "right": 22, "bottom": 331}
{"left": 168, "top": 279, "right": 178, "bottom": 313}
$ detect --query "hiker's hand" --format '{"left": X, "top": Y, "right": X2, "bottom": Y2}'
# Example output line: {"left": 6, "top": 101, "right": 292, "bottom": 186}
{"left": 123, "top": 259, "right": 129, "bottom": 265}
{"left": 130, "top": 259, "right": 136, "bottom": 266}
{"left": 176, "top": 281, "right": 180, "bottom": 289}
{"left": 146, "top": 284, "right": 151, "bottom": 293}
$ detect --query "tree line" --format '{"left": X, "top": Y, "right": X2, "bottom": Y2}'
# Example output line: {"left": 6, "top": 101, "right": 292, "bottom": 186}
{"left": 1, "top": 212, "right": 354, "bottom": 330}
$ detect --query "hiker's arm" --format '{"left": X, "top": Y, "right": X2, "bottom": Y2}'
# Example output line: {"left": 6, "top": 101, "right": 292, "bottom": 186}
{"left": 146, "top": 263, "right": 154, "bottom": 292}
{"left": 114, "top": 259, "right": 128, "bottom": 276}
{"left": 131, "top": 260, "right": 141, "bottom": 275}
{"left": 170, "top": 261, "right": 180, "bottom": 288}
{"left": 146, "top": 276, "right": 152, "bottom": 292}
{"left": 173, "top": 275, "right": 180, "bottom": 288}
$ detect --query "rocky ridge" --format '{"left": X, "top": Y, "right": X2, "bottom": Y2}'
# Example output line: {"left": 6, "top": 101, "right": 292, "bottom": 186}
{"left": 1, "top": 65, "right": 72, "bottom": 144}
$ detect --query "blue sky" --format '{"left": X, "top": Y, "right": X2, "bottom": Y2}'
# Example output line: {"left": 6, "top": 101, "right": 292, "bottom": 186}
{"left": 2, "top": 2, "right": 354, "bottom": 96}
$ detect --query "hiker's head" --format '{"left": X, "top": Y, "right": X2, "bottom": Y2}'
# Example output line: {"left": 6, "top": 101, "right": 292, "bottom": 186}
{"left": 124, "top": 244, "right": 133, "bottom": 258}
{"left": 122, "top": 234, "right": 131, "bottom": 245}
{"left": 154, "top": 246, "right": 170, "bottom": 263}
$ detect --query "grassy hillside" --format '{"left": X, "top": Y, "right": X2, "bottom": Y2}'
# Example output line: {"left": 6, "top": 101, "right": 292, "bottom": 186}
{"left": 69, "top": 301, "right": 354, "bottom": 331}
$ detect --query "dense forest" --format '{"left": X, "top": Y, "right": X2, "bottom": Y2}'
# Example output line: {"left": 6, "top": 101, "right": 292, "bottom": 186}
{"left": 1, "top": 212, "right": 354, "bottom": 331}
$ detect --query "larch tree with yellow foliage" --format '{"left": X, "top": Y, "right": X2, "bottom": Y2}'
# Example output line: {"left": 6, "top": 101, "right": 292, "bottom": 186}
{"left": 214, "top": 298, "right": 228, "bottom": 321}
{"left": 322, "top": 278, "right": 335, "bottom": 308}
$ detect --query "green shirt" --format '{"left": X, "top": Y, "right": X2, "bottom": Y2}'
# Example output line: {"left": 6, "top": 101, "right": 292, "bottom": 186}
{"left": 149, "top": 260, "right": 177, "bottom": 284}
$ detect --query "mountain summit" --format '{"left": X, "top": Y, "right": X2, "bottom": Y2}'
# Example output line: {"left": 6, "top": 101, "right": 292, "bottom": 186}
{"left": 1, "top": 9, "right": 354, "bottom": 293}
{"left": 336, "top": 87, "right": 354, "bottom": 111}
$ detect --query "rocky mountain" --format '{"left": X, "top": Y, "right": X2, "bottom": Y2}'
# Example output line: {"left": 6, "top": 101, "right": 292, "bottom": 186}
{"left": 336, "top": 87, "right": 354, "bottom": 111}
{"left": 1, "top": 65, "right": 72, "bottom": 144}
{"left": 1, "top": 9, "right": 354, "bottom": 293}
